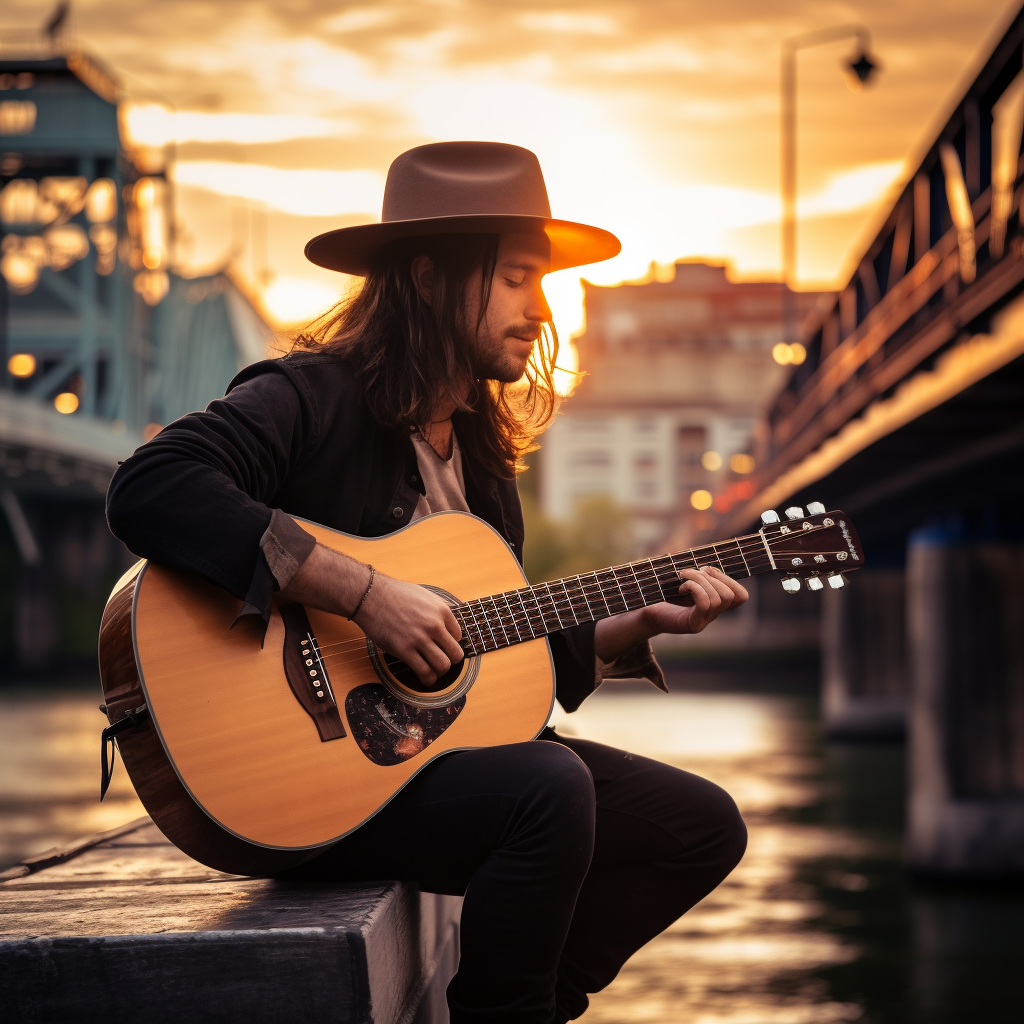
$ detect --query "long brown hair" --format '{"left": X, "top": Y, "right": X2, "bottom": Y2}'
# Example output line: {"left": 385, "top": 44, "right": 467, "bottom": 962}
{"left": 293, "top": 233, "right": 560, "bottom": 478}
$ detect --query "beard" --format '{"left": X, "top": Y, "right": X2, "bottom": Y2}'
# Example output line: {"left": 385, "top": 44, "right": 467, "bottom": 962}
{"left": 471, "top": 323, "right": 538, "bottom": 383}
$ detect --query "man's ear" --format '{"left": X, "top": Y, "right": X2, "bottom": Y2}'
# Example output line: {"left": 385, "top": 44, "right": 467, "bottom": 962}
{"left": 410, "top": 255, "right": 433, "bottom": 305}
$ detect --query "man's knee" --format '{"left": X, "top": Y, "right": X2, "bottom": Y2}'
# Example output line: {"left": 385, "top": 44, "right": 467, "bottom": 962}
{"left": 507, "top": 741, "right": 596, "bottom": 866}
{"left": 698, "top": 778, "right": 747, "bottom": 873}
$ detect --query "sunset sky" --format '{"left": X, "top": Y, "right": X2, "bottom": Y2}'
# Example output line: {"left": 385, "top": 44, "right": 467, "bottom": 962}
{"left": 4, "top": 0, "right": 1019, "bottom": 336}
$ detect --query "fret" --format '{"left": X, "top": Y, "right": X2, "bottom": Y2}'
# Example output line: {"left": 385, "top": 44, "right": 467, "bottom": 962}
{"left": 711, "top": 544, "right": 730, "bottom": 570}
{"left": 674, "top": 548, "right": 698, "bottom": 570}
{"left": 484, "top": 596, "right": 512, "bottom": 646}
{"left": 740, "top": 533, "right": 773, "bottom": 574}
{"left": 554, "top": 579, "right": 580, "bottom": 625}
{"left": 691, "top": 544, "right": 718, "bottom": 568}
{"left": 508, "top": 591, "right": 537, "bottom": 640}
{"left": 453, "top": 609, "right": 479, "bottom": 656}
{"left": 564, "top": 575, "right": 595, "bottom": 623}
{"left": 471, "top": 597, "right": 499, "bottom": 650}
{"left": 541, "top": 582, "right": 567, "bottom": 630}
{"left": 596, "top": 567, "right": 630, "bottom": 614}
{"left": 720, "top": 539, "right": 748, "bottom": 575}
{"left": 522, "top": 586, "right": 550, "bottom": 634}
{"left": 612, "top": 564, "right": 645, "bottom": 610}
{"left": 578, "top": 571, "right": 609, "bottom": 618}
{"left": 625, "top": 562, "right": 646, "bottom": 606}
{"left": 459, "top": 602, "right": 487, "bottom": 653}
{"left": 499, "top": 593, "right": 524, "bottom": 643}
{"left": 734, "top": 538, "right": 752, "bottom": 577}
{"left": 709, "top": 543, "right": 727, "bottom": 573}
{"left": 632, "top": 559, "right": 665, "bottom": 605}
{"left": 544, "top": 582, "right": 568, "bottom": 630}
{"left": 651, "top": 555, "right": 680, "bottom": 599}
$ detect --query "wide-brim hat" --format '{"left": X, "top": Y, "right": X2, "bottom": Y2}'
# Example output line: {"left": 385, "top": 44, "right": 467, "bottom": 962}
{"left": 305, "top": 141, "right": 621, "bottom": 276}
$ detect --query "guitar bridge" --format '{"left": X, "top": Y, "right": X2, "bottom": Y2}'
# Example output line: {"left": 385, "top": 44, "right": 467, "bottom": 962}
{"left": 280, "top": 604, "right": 346, "bottom": 742}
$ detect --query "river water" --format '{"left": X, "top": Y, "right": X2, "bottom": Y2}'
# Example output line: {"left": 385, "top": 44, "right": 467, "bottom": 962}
{"left": 2, "top": 684, "right": 1022, "bottom": 1022}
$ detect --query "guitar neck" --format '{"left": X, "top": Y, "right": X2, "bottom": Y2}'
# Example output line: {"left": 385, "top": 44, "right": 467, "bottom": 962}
{"left": 451, "top": 530, "right": 774, "bottom": 656}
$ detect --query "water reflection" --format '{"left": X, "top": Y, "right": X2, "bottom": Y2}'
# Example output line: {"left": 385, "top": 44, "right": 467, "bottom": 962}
{"left": 553, "top": 692, "right": 869, "bottom": 1023}
{"left": 0, "top": 691, "right": 144, "bottom": 867}
{"left": 551, "top": 689, "right": 1024, "bottom": 1023}
{"left": 2, "top": 687, "right": 1022, "bottom": 1020}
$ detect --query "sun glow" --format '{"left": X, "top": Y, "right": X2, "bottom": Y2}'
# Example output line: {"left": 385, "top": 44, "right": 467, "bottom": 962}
{"left": 142, "top": 2, "right": 992, "bottom": 344}
{"left": 262, "top": 275, "right": 348, "bottom": 326}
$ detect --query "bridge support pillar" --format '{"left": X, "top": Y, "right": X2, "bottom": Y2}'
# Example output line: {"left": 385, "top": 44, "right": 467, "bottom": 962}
{"left": 821, "top": 569, "right": 907, "bottom": 738}
{"left": 907, "top": 533, "right": 1024, "bottom": 875}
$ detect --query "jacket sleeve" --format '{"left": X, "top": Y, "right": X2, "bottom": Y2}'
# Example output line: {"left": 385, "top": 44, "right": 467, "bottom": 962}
{"left": 106, "top": 364, "right": 317, "bottom": 620}
{"left": 550, "top": 622, "right": 598, "bottom": 713}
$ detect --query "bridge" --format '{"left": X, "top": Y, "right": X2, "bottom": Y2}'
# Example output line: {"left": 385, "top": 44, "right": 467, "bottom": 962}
{"left": 713, "top": 7, "right": 1024, "bottom": 875}
{"left": 0, "top": 40, "right": 272, "bottom": 672}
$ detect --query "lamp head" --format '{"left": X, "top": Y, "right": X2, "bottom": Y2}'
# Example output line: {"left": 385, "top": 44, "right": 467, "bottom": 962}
{"left": 846, "top": 51, "right": 879, "bottom": 89}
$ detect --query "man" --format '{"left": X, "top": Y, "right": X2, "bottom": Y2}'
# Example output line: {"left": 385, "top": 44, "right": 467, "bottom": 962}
{"left": 107, "top": 141, "right": 748, "bottom": 1024}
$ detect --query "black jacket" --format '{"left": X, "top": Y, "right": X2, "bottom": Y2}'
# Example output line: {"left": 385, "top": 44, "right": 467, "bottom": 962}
{"left": 106, "top": 350, "right": 598, "bottom": 712}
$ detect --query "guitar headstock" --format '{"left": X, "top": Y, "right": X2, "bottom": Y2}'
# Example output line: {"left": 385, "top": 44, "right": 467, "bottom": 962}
{"left": 759, "top": 502, "right": 864, "bottom": 593}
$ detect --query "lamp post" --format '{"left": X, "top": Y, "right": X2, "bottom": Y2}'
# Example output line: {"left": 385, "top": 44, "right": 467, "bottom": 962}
{"left": 781, "top": 24, "right": 879, "bottom": 342}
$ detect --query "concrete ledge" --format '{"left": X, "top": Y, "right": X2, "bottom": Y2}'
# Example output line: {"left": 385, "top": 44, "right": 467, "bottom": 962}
{"left": 0, "top": 819, "right": 460, "bottom": 1024}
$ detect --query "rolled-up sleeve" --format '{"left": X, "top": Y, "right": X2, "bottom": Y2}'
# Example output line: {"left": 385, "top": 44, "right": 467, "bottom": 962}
{"left": 106, "top": 363, "right": 318, "bottom": 627}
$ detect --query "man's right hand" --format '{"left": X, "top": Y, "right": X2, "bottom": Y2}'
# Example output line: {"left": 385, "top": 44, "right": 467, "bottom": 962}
{"left": 354, "top": 572, "right": 465, "bottom": 684}
{"left": 279, "top": 541, "right": 464, "bottom": 686}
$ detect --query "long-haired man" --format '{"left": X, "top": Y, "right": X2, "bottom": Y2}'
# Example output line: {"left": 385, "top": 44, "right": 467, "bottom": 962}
{"left": 108, "top": 142, "right": 748, "bottom": 1024}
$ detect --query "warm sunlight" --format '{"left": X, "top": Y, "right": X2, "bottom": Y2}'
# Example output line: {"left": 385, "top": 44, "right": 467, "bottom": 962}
{"left": 62, "top": 2, "right": 1008, "bottom": 334}
{"left": 261, "top": 275, "right": 347, "bottom": 326}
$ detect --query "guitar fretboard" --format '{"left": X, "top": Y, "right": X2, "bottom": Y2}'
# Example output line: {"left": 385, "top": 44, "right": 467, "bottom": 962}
{"left": 452, "top": 531, "right": 773, "bottom": 656}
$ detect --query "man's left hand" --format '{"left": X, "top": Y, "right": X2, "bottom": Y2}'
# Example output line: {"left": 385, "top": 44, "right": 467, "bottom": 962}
{"left": 593, "top": 565, "right": 749, "bottom": 663}
{"left": 645, "top": 565, "right": 749, "bottom": 636}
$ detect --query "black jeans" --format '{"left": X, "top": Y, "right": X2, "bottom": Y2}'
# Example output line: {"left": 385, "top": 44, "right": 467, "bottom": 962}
{"left": 281, "top": 729, "right": 747, "bottom": 1023}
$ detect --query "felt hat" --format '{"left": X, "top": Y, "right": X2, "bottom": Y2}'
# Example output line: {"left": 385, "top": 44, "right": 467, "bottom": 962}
{"left": 304, "top": 141, "right": 620, "bottom": 276}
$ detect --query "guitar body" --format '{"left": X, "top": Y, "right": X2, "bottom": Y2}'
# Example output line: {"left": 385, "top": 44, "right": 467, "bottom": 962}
{"left": 99, "top": 511, "right": 555, "bottom": 875}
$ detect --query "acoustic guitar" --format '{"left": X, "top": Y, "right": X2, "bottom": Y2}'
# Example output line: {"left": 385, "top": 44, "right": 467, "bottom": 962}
{"left": 98, "top": 502, "right": 863, "bottom": 875}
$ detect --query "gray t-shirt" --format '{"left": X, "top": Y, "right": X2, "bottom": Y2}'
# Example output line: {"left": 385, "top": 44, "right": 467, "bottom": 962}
{"left": 409, "top": 430, "right": 470, "bottom": 521}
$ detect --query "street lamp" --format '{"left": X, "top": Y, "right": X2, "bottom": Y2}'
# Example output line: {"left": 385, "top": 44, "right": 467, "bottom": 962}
{"left": 781, "top": 24, "right": 880, "bottom": 342}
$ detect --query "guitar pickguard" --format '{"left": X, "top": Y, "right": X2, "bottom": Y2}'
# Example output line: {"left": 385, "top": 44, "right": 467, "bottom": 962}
{"left": 345, "top": 684, "right": 465, "bottom": 766}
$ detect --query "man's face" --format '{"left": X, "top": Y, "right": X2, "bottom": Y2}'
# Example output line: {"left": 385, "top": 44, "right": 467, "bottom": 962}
{"left": 467, "top": 233, "right": 552, "bottom": 383}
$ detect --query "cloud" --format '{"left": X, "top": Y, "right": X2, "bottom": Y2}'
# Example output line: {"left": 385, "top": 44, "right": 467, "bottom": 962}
{"left": 518, "top": 12, "right": 618, "bottom": 36}
{"left": 171, "top": 162, "right": 385, "bottom": 217}
{"left": 122, "top": 104, "right": 349, "bottom": 146}
{"left": 16, "top": 0, "right": 1006, "bottom": 321}
{"left": 801, "top": 160, "right": 906, "bottom": 217}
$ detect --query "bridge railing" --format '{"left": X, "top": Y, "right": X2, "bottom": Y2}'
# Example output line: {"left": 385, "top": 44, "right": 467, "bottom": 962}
{"left": 720, "top": 10, "right": 1024, "bottom": 534}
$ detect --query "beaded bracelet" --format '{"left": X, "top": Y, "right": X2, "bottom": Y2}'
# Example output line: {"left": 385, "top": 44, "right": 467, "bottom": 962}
{"left": 348, "top": 564, "right": 375, "bottom": 620}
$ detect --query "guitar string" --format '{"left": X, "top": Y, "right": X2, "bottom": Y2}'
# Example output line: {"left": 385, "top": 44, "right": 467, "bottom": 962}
{"left": 309, "top": 538, "right": 772, "bottom": 658}
{"left": 309, "top": 532, "right": 781, "bottom": 656}
{"left": 307, "top": 527, "right": 831, "bottom": 656}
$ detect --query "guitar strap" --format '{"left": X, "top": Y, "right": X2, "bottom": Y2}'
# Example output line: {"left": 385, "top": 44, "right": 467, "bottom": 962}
{"left": 99, "top": 704, "right": 149, "bottom": 801}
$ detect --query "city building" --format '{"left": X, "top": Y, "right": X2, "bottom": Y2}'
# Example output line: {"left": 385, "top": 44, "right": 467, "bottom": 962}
{"left": 540, "top": 261, "right": 824, "bottom": 549}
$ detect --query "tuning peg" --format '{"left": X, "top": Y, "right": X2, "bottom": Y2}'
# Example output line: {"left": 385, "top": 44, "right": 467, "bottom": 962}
{"left": 785, "top": 506, "right": 805, "bottom": 520}
{"left": 806, "top": 501, "right": 825, "bottom": 515}
{"left": 760, "top": 510, "right": 781, "bottom": 525}
{"left": 806, "top": 576, "right": 824, "bottom": 591}
{"left": 827, "top": 573, "right": 845, "bottom": 589}
{"left": 781, "top": 577, "right": 802, "bottom": 593}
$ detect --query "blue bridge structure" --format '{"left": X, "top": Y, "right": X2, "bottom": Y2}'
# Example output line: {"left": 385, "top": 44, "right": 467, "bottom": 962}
{"left": 0, "top": 38, "right": 272, "bottom": 672}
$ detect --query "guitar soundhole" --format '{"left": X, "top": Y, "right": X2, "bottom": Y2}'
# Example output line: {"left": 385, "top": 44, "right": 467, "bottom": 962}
{"left": 383, "top": 653, "right": 464, "bottom": 693}
{"left": 345, "top": 684, "right": 465, "bottom": 766}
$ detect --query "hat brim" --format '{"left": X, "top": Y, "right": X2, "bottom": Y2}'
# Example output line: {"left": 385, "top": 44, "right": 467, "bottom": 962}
{"left": 304, "top": 215, "right": 621, "bottom": 276}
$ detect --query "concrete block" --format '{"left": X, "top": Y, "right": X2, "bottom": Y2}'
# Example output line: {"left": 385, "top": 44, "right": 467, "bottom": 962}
{"left": 0, "top": 819, "right": 461, "bottom": 1023}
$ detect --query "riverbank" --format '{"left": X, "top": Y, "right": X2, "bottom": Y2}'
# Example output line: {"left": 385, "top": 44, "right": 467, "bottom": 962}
{"left": 2, "top": 685, "right": 1022, "bottom": 1021}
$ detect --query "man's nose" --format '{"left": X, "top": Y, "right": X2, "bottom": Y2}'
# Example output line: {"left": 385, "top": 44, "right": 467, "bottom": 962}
{"left": 526, "top": 284, "right": 552, "bottom": 324}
